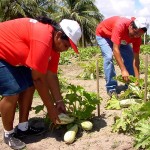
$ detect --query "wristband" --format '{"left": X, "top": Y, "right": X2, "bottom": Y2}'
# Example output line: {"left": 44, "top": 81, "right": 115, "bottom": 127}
{"left": 56, "top": 100, "right": 63, "bottom": 103}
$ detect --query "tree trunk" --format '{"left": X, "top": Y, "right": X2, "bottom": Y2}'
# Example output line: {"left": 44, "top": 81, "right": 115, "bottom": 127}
{"left": 81, "top": 24, "right": 85, "bottom": 48}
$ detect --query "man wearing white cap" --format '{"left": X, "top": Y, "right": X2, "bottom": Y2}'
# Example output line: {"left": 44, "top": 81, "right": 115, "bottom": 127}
{"left": 0, "top": 16, "right": 81, "bottom": 149}
{"left": 96, "top": 16, "right": 149, "bottom": 96}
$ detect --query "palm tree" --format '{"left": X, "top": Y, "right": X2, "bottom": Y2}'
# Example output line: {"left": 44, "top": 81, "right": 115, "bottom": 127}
{"left": 0, "top": 0, "right": 51, "bottom": 21}
{"left": 49, "top": 0, "right": 104, "bottom": 47}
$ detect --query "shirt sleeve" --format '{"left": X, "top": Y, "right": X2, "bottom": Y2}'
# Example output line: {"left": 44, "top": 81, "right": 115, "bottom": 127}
{"left": 26, "top": 40, "right": 51, "bottom": 74}
{"left": 48, "top": 50, "right": 60, "bottom": 73}
{"left": 25, "top": 22, "right": 53, "bottom": 74}
{"left": 132, "top": 38, "right": 141, "bottom": 53}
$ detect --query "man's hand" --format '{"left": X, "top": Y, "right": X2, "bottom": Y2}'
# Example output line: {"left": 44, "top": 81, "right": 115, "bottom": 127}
{"left": 121, "top": 69, "right": 130, "bottom": 82}
{"left": 47, "top": 105, "right": 60, "bottom": 125}
{"left": 56, "top": 100, "right": 66, "bottom": 114}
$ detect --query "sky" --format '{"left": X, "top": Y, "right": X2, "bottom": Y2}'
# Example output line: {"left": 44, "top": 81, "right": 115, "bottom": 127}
{"left": 94, "top": 0, "right": 150, "bottom": 34}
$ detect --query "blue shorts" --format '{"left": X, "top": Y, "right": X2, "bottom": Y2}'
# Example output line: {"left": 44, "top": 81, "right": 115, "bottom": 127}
{"left": 0, "top": 60, "right": 33, "bottom": 96}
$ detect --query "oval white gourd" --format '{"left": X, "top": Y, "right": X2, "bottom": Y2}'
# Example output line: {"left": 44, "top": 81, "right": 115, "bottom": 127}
{"left": 81, "top": 121, "right": 93, "bottom": 131}
{"left": 56, "top": 113, "right": 75, "bottom": 125}
{"left": 147, "top": 93, "right": 150, "bottom": 99}
{"left": 64, "top": 124, "right": 78, "bottom": 144}
{"left": 119, "top": 99, "right": 142, "bottom": 107}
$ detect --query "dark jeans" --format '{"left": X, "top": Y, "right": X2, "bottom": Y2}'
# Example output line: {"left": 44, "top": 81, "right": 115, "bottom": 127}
{"left": 0, "top": 60, "right": 33, "bottom": 96}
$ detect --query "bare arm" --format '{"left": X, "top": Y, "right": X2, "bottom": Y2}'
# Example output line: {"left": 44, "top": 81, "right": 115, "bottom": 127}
{"left": 113, "top": 43, "right": 129, "bottom": 82}
{"left": 46, "top": 70, "right": 66, "bottom": 113}
{"left": 31, "top": 69, "right": 60, "bottom": 124}
{"left": 133, "top": 52, "right": 140, "bottom": 78}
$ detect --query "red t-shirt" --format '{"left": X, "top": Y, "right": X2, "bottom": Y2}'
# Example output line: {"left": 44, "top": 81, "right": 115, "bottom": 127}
{"left": 0, "top": 18, "right": 60, "bottom": 74}
{"left": 96, "top": 16, "right": 141, "bottom": 53}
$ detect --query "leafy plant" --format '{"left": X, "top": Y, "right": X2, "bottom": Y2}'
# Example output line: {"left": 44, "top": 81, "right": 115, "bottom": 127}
{"left": 112, "top": 101, "right": 150, "bottom": 149}
{"left": 58, "top": 69, "right": 68, "bottom": 93}
{"left": 64, "top": 84, "right": 101, "bottom": 120}
{"left": 77, "top": 47, "right": 100, "bottom": 61}
{"left": 59, "top": 49, "right": 76, "bottom": 65}
{"left": 107, "top": 74, "right": 150, "bottom": 149}
{"left": 134, "top": 119, "right": 150, "bottom": 149}
{"left": 106, "top": 75, "right": 145, "bottom": 110}
{"left": 77, "top": 58, "right": 103, "bottom": 80}
{"left": 140, "top": 45, "right": 150, "bottom": 54}
{"left": 112, "top": 103, "right": 142, "bottom": 134}
{"left": 32, "top": 83, "right": 101, "bottom": 124}
{"left": 59, "top": 47, "right": 101, "bottom": 65}
{"left": 32, "top": 83, "right": 102, "bottom": 144}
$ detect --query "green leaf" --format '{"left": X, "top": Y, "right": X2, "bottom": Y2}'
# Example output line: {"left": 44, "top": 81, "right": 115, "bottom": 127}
{"left": 32, "top": 105, "right": 44, "bottom": 114}
{"left": 134, "top": 120, "right": 150, "bottom": 149}
{"left": 106, "top": 95, "right": 121, "bottom": 110}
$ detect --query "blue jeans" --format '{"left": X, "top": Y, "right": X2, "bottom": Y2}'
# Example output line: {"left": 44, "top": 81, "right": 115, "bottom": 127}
{"left": 96, "top": 36, "right": 134, "bottom": 93}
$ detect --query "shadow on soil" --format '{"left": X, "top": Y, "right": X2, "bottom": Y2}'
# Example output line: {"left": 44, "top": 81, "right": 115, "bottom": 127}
{"left": 22, "top": 116, "right": 107, "bottom": 144}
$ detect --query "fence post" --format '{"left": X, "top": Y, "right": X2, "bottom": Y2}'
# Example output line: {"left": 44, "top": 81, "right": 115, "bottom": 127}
{"left": 144, "top": 54, "right": 148, "bottom": 102}
{"left": 96, "top": 59, "right": 100, "bottom": 117}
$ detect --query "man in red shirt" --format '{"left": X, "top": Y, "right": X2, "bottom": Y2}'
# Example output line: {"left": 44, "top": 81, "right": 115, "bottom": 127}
{"left": 96, "top": 16, "right": 149, "bottom": 96}
{"left": 0, "top": 17, "right": 81, "bottom": 149}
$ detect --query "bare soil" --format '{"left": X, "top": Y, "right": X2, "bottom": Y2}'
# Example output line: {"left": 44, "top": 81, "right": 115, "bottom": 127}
{"left": 0, "top": 63, "right": 136, "bottom": 150}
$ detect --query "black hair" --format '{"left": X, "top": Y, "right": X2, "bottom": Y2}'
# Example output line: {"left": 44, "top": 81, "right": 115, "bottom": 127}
{"left": 131, "top": 21, "right": 147, "bottom": 32}
{"left": 36, "top": 16, "right": 69, "bottom": 40}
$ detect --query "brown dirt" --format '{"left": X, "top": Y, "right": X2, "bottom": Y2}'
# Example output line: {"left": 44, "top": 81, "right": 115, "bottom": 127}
{"left": 0, "top": 63, "right": 136, "bottom": 150}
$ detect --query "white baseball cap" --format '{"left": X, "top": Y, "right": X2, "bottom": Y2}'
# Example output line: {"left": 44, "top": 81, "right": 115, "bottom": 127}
{"left": 60, "top": 19, "right": 81, "bottom": 53}
{"left": 134, "top": 17, "right": 149, "bottom": 30}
